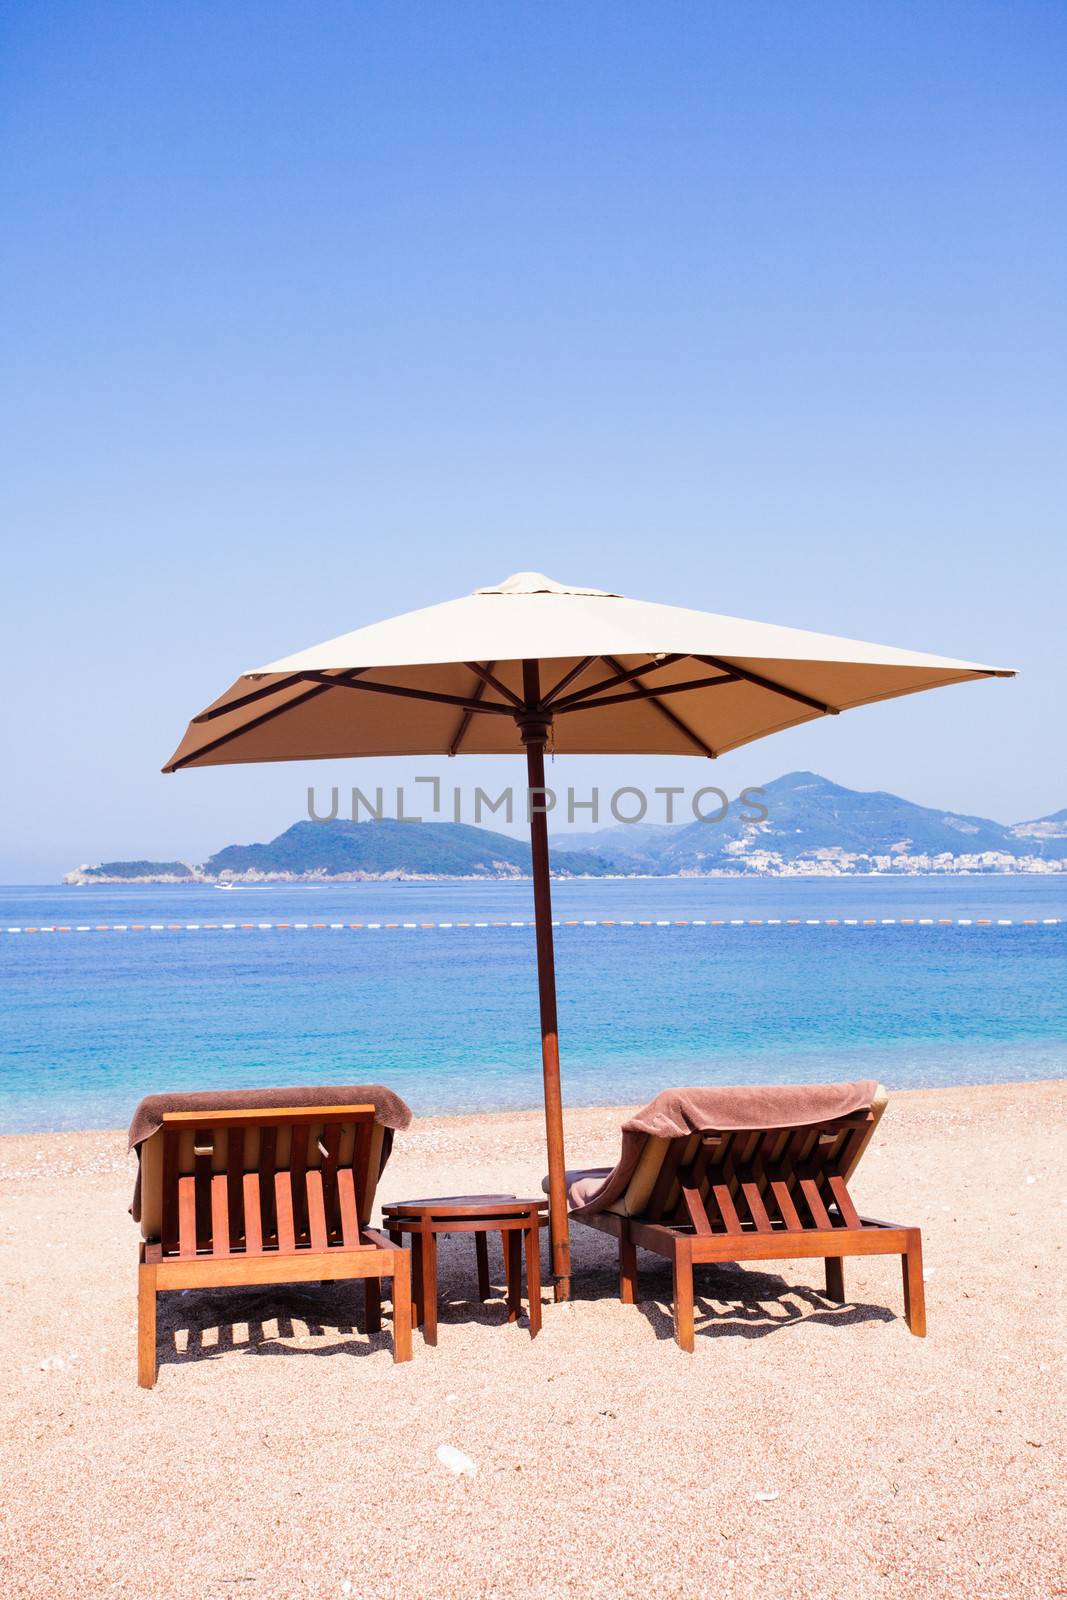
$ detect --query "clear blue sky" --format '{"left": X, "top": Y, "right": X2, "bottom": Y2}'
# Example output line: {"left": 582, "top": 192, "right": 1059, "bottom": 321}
{"left": 2, "top": 1, "right": 1064, "bottom": 881}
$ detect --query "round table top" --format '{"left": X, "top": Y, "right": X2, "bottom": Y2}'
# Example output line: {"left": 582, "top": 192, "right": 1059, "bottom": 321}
{"left": 381, "top": 1193, "right": 549, "bottom": 1219}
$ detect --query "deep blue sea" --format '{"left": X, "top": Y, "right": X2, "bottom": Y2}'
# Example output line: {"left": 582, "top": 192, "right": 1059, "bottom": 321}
{"left": 1, "top": 878, "right": 1064, "bottom": 1134}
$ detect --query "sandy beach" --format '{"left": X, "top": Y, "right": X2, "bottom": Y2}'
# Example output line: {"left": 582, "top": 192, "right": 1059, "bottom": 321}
{"left": 0, "top": 1080, "right": 1063, "bottom": 1599}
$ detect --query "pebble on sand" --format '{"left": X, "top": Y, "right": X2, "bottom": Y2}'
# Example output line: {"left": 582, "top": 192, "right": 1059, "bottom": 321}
{"left": 436, "top": 1445, "right": 477, "bottom": 1477}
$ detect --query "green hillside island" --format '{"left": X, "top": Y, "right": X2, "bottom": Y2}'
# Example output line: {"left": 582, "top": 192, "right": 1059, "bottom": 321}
{"left": 66, "top": 821, "right": 619, "bottom": 883}
{"left": 206, "top": 819, "right": 618, "bottom": 880}
{"left": 63, "top": 773, "right": 1067, "bottom": 883}
{"left": 67, "top": 860, "right": 201, "bottom": 883}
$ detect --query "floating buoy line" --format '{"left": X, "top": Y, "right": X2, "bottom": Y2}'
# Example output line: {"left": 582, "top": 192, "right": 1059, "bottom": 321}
{"left": 1, "top": 917, "right": 1060, "bottom": 935}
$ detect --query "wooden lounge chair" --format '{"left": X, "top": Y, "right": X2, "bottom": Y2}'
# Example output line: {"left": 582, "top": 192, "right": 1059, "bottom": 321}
{"left": 130, "top": 1086, "right": 413, "bottom": 1386}
{"left": 565, "top": 1081, "right": 925, "bottom": 1351}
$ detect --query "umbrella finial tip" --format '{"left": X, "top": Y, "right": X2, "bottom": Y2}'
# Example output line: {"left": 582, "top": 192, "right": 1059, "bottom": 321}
{"left": 474, "top": 572, "right": 622, "bottom": 598}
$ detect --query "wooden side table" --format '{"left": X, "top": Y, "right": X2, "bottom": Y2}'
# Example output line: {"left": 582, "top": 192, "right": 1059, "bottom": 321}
{"left": 380, "top": 1194, "right": 548, "bottom": 1345}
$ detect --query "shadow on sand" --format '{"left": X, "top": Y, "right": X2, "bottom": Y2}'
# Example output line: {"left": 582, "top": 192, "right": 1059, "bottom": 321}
{"left": 156, "top": 1223, "right": 897, "bottom": 1372}
{"left": 568, "top": 1222, "right": 899, "bottom": 1342}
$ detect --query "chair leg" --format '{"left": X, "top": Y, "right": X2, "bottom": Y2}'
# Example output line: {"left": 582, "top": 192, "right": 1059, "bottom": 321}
{"left": 364, "top": 1275, "right": 382, "bottom": 1335}
{"left": 506, "top": 1229, "right": 522, "bottom": 1323}
{"left": 390, "top": 1253, "right": 412, "bottom": 1363}
{"left": 825, "top": 1256, "right": 845, "bottom": 1302}
{"left": 137, "top": 1261, "right": 158, "bottom": 1389}
{"left": 673, "top": 1239, "right": 695, "bottom": 1353}
{"left": 475, "top": 1232, "right": 490, "bottom": 1302}
{"left": 902, "top": 1230, "right": 927, "bottom": 1337}
{"left": 524, "top": 1218, "right": 542, "bottom": 1338}
{"left": 619, "top": 1225, "right": 639, "bottom": 1305}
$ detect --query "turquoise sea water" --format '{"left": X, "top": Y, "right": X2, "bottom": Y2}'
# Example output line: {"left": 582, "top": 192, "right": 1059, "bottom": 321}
{"left": 1, "top": 878, "right": 1064, "bottom": 1133}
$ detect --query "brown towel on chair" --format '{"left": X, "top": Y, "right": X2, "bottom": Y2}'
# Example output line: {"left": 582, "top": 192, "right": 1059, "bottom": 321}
{"left": 570, "top": 1081, "right": 880, "bottom": 1218}
{"left": 128, "top": 1083, "right": 412, "bottom": 1221}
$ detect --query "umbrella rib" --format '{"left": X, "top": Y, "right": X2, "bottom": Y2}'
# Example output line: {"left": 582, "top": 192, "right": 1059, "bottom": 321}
{"left": 463, "top": 661, "right": 524, "bottom": 708}
{"left": 540, "top": 657, "right": 598, "bottom": 707}
{"left": 692, "top": 656, "right": 839, "bottom": 716}
{"left": 548, "top": 655, "right": 686, "bottom": 711}
{"left": 601, "top": 655, "right": 719, "bottom": 758}
{"left": 295, "top": 671, "right": 515, "bottom": 715}
{"left": 191, "top": 670, "right": 339, "bottom": 724}
{"left": 552, "top": 672, "right": 739, "bottom": 714}
{"left": 163, "top": 673, "right": 364, "bottom": 772}
{"left": 449, "top": 662, "right": 496, "bottom": 755}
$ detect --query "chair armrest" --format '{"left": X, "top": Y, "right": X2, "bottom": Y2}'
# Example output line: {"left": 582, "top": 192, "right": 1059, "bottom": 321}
{"left": 361, "top": 1228, "right": 405, "bottom": 1252}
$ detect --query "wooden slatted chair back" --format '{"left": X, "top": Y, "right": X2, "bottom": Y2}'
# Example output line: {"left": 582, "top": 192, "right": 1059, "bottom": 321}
{"left": 641, "top": 1111, "right": 877, "bottom": 1238}
{"left": 155, "top": 1105, "right": 379, "bottom": 1261}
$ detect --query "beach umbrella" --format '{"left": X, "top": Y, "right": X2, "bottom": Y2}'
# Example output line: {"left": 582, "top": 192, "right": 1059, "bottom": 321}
{"left": 164, "top": 571, "right": 1013, "bottom": 1300}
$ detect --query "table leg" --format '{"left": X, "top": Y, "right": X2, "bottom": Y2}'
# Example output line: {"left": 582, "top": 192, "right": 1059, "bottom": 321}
{"left": 524, "top": 1215, "right": 542, "bottom": 1339}
{"left": 506, "top": 1228, "right": 522, "bottom": 1323}
{"left": 422, "top": 1223, "right": 439, "bottom": 1347}
{"left": 411, "top": 1233, "right": 424, "bottom": 1329}
{"left": 475, "top": 1232, "right": 490, "bottom": 1301}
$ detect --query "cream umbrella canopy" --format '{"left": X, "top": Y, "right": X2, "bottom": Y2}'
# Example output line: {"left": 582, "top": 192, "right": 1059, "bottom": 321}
{"left": 164, "top": 571, "right": 1013, "bottom": 1299}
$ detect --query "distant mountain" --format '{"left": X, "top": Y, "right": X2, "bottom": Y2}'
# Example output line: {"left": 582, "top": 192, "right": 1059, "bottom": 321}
{"left": 1008, "top": 808, "right": 1067, "bottom": 845}
{"left": 204, "top": 819, "right": 617, "bottom": 880}
{"left": 559, "top": 768, "right": 1049, "bottom": 870}
{"left": 63, "top": 773, "right": 1067, "bottom": 882}
{"left": 548, "top": 820, "right": 678, "bottom": 863}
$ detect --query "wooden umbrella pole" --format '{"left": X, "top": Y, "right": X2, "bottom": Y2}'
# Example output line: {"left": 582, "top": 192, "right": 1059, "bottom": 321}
{"left": 520, "top": 663, "right": 571, "bottom": 1302}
